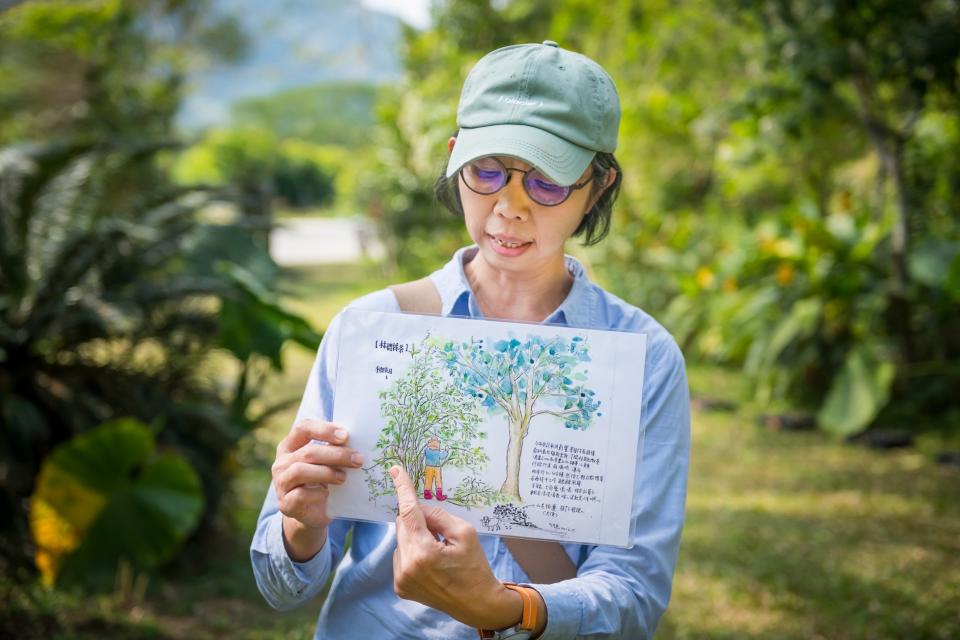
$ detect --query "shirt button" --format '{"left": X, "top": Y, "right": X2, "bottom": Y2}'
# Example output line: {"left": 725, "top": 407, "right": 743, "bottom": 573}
{"left": 542, "top": 40, "right": 559, "bottom": 48}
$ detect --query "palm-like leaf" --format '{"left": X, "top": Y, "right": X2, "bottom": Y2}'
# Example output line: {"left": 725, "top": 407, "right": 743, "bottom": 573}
{"left": 0, "top": 140, "right": 320, "bottom": 572}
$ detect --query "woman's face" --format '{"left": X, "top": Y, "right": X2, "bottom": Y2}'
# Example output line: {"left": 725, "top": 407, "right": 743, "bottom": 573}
{"left": 450, "top": 142, "right": 597, "bottom": 275}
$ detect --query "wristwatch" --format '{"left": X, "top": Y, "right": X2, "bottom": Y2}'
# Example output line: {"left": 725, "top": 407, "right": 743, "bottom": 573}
{"left": 477, "top": 582, "right": 539, "bottom": 640}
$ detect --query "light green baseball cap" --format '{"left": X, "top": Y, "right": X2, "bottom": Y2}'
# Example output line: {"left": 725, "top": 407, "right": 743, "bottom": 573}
{"left": 446, "top": 41, "right": 621, "bottom": 187}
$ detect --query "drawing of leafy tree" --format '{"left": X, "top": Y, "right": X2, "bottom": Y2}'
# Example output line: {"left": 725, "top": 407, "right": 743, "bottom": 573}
{"left": 366, "top": 343, "right": 491, "bottom": 506}
{"left": 434, "top": 334, "right": 601, "bottom": 502}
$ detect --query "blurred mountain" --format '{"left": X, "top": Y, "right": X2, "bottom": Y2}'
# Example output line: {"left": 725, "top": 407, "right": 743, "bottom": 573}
{"left": 231, "top": 82, "right": 380, "bottom": 146}
{"left": 177, "top": 0, "right": 404, "bottom": 130}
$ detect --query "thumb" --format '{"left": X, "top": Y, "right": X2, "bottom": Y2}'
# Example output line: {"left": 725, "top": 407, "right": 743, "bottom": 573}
{"left": 423, "top": 504, "right": 471, "bottom": 542}
{"left": 390, "top": 466, "right": 426, "bottom": 534}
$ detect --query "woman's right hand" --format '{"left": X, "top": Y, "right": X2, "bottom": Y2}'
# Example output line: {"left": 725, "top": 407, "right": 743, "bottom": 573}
{"left": 271, "top": 419, "right": 363, "bottom": 561}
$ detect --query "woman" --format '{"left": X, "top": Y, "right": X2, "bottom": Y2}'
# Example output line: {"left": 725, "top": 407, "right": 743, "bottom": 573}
{"left": 252, "top": 41, "right": 690, "bottom": 639}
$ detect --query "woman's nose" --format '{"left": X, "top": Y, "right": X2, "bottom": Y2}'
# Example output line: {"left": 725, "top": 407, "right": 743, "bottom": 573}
{"left": 494, "top": 175, "right": 531, "bottom": 220}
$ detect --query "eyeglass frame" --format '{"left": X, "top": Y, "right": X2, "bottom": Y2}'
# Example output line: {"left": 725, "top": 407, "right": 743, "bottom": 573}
{"left": 458, "top": 156, "right": 596, "bottom": 207}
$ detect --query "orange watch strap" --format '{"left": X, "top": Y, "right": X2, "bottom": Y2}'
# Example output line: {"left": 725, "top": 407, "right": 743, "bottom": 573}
{"left": 477, "top": 582, "right": 539, "bottom": 638}
{"left": 503, "top": 582, "right": 538, "bottom": 631}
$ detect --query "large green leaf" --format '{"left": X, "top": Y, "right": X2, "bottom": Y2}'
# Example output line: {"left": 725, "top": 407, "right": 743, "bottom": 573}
{"left": 217, "top": 261, "right": 322, "bottom": 367}
{"left": 764, "top": 298, "right": 823, "bottom": 365}
{"left": 29, "top": 418, "right": 203, "bottom": 588}
{"left": 183, "top": 223, "right": 276, "bottom": 283}
{"left": 817, "top": 344, "right": 895, "bottom": 438}
{"left": 743, "top": 295, "right": 822, "bottom": 402}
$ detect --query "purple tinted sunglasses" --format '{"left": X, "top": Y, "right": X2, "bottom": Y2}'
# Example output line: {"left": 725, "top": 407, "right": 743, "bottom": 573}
{"left": 459, "top": 156, "right": 593, "bottom": 206}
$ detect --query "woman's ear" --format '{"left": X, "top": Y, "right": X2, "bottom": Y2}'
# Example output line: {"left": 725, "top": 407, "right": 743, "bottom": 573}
{"left": 601, "top": 167, "right": 617, "bottom": 191}
{"left": 586, "top": 167, "right": 617, "bottom": 211}
{"left": 447, "top": 136, "right": 457, "bottom": 153}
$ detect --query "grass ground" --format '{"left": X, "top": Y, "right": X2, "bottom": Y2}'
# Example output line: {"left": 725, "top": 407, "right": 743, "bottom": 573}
{"left": 4, "top": 261, "right": 959, "bottom": 639}
{"left": 658, "top": 368, "right": 960, "bottom": 640}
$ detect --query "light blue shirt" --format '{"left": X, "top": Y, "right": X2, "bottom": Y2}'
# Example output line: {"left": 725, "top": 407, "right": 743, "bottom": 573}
{"left": 251, "top": 246, "right": 691, "bottom": 639}
{"left": 424, "top": 448, "right": 450, "bottom": 467}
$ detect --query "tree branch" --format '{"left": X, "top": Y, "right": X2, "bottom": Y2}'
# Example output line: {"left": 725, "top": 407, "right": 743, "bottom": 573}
{"left": 453, "top": 350, "right": 512, "bottom": 411}
{"left": 531, "top": 408, "right": 581, "bottom": 420}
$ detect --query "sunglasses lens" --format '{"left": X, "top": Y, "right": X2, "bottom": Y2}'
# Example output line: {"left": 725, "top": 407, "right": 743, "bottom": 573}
{"left": 462, "top": 158, "right": 577, "bottom": 206}
{"left": 462, "top": 158, "right": 506, "bottom": 194}
{"left": 524, "top": 171, "right": 570, "bottom": 206}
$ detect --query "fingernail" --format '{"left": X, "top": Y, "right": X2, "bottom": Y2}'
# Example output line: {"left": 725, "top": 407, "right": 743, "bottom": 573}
{"left": 389, "top": 466, "right": 399, "bottom": 479}
{"left": 336, "top": 470, "right": 346, "bottom": 482}
{"left": 351, "top": 453, "right": 364, "bottom": 466}
{"left": 335, "top": 429, "right": 348, "bottom": 442}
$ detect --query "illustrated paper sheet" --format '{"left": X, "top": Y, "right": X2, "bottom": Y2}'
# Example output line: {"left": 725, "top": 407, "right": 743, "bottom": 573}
{"left": 327, "top": 308, "right": 647, "bottom": 547}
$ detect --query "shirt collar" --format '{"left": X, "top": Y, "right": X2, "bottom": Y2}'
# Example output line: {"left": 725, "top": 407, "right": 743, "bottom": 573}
{"left": 428, "top": 245, "right": 603, "bottom": 328}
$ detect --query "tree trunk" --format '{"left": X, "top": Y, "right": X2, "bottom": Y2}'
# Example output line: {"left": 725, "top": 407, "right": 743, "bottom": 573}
{"left": 500, "top": 419, "right": 525, "bottom": 501}
{"left": 886, "top": 141, "right": 916, "bottom": 364}
{"left": 850, "top": 69, "right": 916, "bottom": 365}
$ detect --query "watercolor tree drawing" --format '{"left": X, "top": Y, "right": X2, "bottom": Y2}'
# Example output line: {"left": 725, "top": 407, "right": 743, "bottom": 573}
{"left": 365, "top": 343, "right": 492, "bottom": 506}
{"left": 435, "top": 334, "right": 601, "bottom": 502}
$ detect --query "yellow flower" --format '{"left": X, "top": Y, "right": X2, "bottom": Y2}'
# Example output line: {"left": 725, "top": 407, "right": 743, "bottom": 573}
{"left": 695, "top": 266, "right": 716, "bottom": 289}
{"left": 776, "top": 263, "right": 795, "bottom": 286}
{"left": 759, "top": 237, "right": 777, "bottom": 255}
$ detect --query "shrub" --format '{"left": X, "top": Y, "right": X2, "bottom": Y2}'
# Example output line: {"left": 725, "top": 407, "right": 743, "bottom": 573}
{"left": 0, "top": 140, "right": 320, "bottom": 576}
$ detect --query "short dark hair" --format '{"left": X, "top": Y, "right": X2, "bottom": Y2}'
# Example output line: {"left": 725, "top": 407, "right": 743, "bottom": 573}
{"left": 434, "top": 152, "right": 622, "bottom": 246}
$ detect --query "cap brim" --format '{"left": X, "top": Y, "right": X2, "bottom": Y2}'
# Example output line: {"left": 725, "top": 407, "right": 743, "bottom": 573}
{"left": 445, "top": 124, "right": 595, "bottom": 186}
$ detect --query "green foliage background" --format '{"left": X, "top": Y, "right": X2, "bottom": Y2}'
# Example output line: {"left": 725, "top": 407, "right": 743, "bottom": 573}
{"left": 363, "top": 0, "right": 960, "bottom": 437}
{"left": 1, "top": 0, "right": 959, "bottom": 636}
{"left": 231, "top": 82, "right": 379, "bottom": 148}
{"left": 0, "top": 0, "right": 319, "bottom": 585}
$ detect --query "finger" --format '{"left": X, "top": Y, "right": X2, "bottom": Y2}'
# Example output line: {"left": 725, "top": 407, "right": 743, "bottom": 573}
{"left": 279, "top": 461, "right": 345, "bottom": 493}
{"left": 280, "top": 483, "right": 329, "bottom": 506}
{"left": 297, "top": 442, "right": 364, "bottom": 469}
{"left": 279, "top": 419, "right": 348, "bottom": 454}
{"left": 423, "top": 504, "right": 472, "bottom": 542}
{"left": 277, "top": 484, "right": 330, "bottom": 519}
{"left": 390, "top": 466, "right": 426, "bottom": 536}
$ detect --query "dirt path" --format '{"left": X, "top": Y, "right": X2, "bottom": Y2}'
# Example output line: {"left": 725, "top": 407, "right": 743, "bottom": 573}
{"left": 270, "top": 216, "right": 383, "bottom": 266}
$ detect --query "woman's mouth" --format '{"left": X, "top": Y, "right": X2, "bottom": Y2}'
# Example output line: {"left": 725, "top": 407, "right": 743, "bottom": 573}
{"left": 487, "top": 233, "right": 532, "bottom": 256}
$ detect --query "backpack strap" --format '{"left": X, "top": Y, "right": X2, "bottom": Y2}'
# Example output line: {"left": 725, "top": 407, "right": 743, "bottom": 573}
{"left": 390, "top": 278, "right": 443, "bottom": 315}
{"left": 389, "top": 277, "right": 579, "bottom": 584}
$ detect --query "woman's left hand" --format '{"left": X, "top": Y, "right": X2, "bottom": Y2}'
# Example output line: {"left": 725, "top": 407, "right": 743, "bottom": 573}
{"left": 389, "top": 465, "right": 523, "bottom": 629}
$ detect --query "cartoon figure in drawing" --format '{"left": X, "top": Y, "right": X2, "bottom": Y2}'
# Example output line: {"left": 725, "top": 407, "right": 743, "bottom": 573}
{"left": 422, "top": 436, "right": 450, "bottom": 501}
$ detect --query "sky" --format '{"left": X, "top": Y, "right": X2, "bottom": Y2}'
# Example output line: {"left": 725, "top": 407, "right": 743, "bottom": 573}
{"left": 360, "top": 0, "right": 432, "bottom": 29}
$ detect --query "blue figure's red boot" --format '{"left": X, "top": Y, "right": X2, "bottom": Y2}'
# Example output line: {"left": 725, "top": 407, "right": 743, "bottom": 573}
{"left": 435, "top": 488, "right": 447, "bottom": 501}
{"left": 423, "top": 489, "right": 433, "bottom": 500}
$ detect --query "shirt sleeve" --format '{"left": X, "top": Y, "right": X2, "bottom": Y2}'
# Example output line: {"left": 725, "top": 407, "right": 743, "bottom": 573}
{"left": 250, "top": 313, "right": 353, "bottom": 610}
{"left": 532, "top": 336, "right": 691, "bottom": 639}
